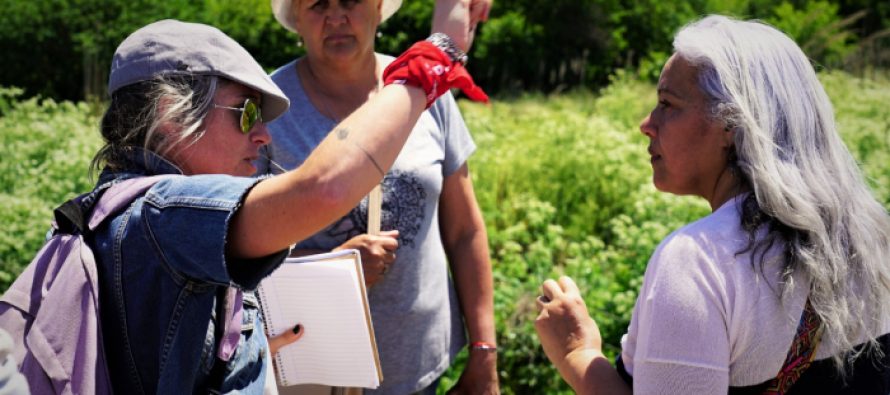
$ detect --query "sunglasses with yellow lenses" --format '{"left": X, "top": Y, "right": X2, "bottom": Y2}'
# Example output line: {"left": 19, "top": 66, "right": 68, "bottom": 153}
{"left": 214, "top": 98, "right": 262, "bottom": 134}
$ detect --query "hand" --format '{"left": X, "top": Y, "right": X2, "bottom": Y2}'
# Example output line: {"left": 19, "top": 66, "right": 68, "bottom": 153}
{"left": 447, "top": 349, "right": 499, "bottom": 395}
{"left": 335, "top": 230, "right": 399, "bottom": 287}
{"left": 432, "top": 0, "right": 493, "bottom": 52}
{"left": 534, "top": 276, "right": 603, "bottom": 373}
{"left": 268, "top": 324, "right": 304, "bottom": 356}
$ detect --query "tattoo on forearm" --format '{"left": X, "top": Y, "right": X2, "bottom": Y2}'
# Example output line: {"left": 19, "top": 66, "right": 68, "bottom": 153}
{"left": 337, "top": 128, "right": 349, "bottom": 140}
{"left": 352, "top": 141, "right": 385, "bottom": 177}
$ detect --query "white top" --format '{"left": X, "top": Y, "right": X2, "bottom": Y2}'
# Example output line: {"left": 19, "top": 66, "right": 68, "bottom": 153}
{"left": 620, "top": 195, "right": 816, "bottom": 393}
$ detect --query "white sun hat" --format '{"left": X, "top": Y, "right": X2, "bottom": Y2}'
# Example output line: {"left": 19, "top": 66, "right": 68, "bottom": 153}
{"left": 271, "top": 0, "right": 403, "bottom": 33}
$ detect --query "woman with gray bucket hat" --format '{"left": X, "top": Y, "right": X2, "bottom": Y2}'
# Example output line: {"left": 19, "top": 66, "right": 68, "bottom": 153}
{"left": 259, "top": 0, "right": 498, "bottom": 393}
{"left": 86, "top": 17, "right": 486, "bottom": 394}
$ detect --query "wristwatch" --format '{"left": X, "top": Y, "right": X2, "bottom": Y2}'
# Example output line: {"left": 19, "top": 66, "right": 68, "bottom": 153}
{"left": 426, "top": 33, "right": 468, "bottom": 66}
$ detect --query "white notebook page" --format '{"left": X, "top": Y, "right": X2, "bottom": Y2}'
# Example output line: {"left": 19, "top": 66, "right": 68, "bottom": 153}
{"left": 258, "top": 250, "right": 380, "bottom": 388}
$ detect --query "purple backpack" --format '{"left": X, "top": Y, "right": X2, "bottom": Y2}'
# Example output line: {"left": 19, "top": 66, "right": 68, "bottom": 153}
{"left": 0, "top": 176, "right": 169, "bottom": 395}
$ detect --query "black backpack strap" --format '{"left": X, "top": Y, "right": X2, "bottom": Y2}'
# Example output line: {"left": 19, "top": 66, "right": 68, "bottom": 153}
{"left": 53, "top": 199, "right": 86, "bottom": 234}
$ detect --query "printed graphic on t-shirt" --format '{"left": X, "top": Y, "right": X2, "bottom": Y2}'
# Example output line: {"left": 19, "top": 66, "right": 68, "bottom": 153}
{"left": 326, "top": 170, "right": 427, "bottom": 248}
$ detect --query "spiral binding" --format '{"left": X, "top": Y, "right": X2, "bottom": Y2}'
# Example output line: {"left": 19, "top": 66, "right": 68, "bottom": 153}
{"left": 257, "top": 284, "right": 290, "bottom": 386}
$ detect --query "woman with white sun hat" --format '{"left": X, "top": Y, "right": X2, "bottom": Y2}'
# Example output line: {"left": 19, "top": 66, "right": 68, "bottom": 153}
{"left": 260, "top": 0, "right": 498, "bottom": 394}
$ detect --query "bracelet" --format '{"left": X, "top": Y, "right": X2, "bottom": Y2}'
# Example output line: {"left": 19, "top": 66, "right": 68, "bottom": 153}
{"left": 470, "top": 341, "right": 497, "bottom": 353}
{"left": 426, "top": 33, "right": 468, "bottom": 66}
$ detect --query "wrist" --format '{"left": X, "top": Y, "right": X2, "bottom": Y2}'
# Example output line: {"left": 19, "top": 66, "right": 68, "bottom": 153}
{"left": 426, "top": 32, "right": 468, "bottom": 66}
{"left": 558, "top": 348, "right": 606, "bottom": 390}
{"left": 469, "top": 340, "right": 497, "bottom": 353}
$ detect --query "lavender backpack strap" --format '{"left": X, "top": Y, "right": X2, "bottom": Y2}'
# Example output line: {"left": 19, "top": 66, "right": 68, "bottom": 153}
{"left": 87, "top": 175, "right": 172, "bottom": 231}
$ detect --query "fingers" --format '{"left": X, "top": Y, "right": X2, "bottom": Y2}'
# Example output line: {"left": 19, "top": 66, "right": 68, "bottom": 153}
{"left": 268, "top": 324, "right": 304, "bottom": 355}
{"left": 375, "top": 233, "right": 399, "bottom": 251}
{"left": 469, "top": 0, "right": 488, "bottom": 26}
{"left": 540, "top": 278, "right": 562, "bottom": 300}
{"left": 557, "top": 276, "right": 580, "bottom": 295}
{"left": 378, "top": 229, "right": 399, "bottom": 238}
{"left": 537, "top": 276, "right": 578, "bottom": 310}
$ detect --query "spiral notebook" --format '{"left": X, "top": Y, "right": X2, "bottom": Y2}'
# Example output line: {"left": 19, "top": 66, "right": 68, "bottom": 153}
{"left": 256, "top": 249, "right": 382, "bottom": 388}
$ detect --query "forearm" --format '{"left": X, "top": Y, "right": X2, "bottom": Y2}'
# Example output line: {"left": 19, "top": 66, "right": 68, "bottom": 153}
{"left": 229, "top": 85, "right": 426, "bottom": 258}
{"left": 448, "top": 229, "right": 496, "bottom": 345}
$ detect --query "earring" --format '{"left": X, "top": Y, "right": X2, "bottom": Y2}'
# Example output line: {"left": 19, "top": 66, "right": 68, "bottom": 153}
{"left": 376, "top": 31, "right": 382, "bottom": 39}
{"left": 297, "top": 36, "right": 303, "bottom": 47}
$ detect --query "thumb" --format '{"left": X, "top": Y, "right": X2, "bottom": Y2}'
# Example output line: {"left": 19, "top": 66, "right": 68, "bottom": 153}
{"left": 269, "top": 324, "right": 304, "bottom": 355}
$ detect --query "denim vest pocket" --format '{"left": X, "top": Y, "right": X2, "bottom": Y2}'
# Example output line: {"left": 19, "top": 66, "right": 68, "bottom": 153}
{"left": 220, "top": 303, "right": 268, "bottom": 392}
{"left": 199, "top": 296, "right": 269, "bottom": 393}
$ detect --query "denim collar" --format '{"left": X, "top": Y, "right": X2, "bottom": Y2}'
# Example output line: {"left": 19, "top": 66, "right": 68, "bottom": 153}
{"left": 97, "top": 148, "right": 184, "bottom": 185}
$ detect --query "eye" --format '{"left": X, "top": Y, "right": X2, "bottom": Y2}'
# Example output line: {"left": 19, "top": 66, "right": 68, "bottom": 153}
{"left": 658, "top": 99, "right": 671, "bottom": 109}
{"left": 309, "top": 0, "right": 327, "bottom": 11}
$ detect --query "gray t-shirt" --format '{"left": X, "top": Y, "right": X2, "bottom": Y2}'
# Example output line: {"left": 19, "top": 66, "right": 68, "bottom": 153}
{"left": 259, "top": 56, "right": 475, "bottom": 394}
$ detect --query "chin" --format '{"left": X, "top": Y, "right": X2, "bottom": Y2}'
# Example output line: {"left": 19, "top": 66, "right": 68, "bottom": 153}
{"left": 652, "top": 179, "right": 678, "bottom": 195}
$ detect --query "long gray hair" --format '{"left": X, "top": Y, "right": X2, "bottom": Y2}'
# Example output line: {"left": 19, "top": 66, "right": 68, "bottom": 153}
{"left": 91, "top": 74, "right": 219, "bottom": 174}
{"left": 674, "top": 15, "right": 890, "bottom": 369}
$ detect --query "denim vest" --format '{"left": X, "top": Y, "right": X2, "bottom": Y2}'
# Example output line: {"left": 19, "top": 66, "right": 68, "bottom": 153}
{"left": 90, "top": 150, "right": 286, "bottom": 394}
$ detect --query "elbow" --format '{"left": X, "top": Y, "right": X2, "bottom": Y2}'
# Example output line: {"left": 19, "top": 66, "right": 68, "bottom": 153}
{"left": 303, "top": 174, "right": 357, "bottom": 218}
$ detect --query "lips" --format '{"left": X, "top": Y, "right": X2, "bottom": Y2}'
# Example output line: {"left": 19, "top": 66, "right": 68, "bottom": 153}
{"left": 325, "top": 34, "right": 354, "bottom": 44}
{"left": 647, "top": 147, "right": 661, "bottom": 162}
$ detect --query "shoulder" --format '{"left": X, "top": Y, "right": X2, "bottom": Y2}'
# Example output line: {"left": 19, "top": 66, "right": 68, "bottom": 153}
{"left": 644, "top": 198, "right": 751, "bottom": 301}
{"left": 143, "top": 175, "right": 261, "bottom": 210}
{"left": 270, "top": 59, "right": 298, "bottom": 85}
{"left": 651, "top": 198, "right": 746, "bottom": 271}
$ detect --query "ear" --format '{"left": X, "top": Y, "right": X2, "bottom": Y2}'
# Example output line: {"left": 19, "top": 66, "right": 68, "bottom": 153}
{"left": 376, "top": 0, "right": 384, "bottom": 24}
{"left": 720, "top": 121, "right": 736, "bottom": 149}
{"left": 154, "top": 95, "right": 201, "bottom": 165}
{"left": 291, "top": 0, "right": 303, "bottom": 35}
{"left": 155, "top": 96, "right": 181, "bottom": 139}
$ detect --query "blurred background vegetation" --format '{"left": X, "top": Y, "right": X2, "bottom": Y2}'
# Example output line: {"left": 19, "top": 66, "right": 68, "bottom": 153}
{"left": 2, "top": 0, "right": 889, "bottom": 99}
{"left": 2, "top": 0, "right": 890, "bottom": 393}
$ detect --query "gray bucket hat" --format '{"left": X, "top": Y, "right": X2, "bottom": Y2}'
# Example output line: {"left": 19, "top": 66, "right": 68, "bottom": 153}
{"left": 108, "top": 19, "right": 289, "bottom": 122}
{"left": 271, "top": 0, "right": 402, "bottom": 33}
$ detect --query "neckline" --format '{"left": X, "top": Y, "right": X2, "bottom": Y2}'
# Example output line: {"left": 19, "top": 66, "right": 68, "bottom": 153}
{"left": 296, "top": 56, "right": 382, "bottom": 123}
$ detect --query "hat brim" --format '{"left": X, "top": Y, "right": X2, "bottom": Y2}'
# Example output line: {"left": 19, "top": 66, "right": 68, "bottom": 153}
{"left": 272, "top": 0, "right": 402, "bottom": 33}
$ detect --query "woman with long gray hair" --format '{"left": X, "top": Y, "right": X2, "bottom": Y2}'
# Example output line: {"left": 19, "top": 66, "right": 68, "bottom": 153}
{"left": 535, "top": 15, "right": 890, "bottom": 394}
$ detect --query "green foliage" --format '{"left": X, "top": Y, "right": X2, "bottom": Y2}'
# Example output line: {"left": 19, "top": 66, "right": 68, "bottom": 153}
{"left": 2, "top": 71, "right": 890, "bottom": 392}
{"left": 0, "top": 91, "right": 100, "bottom": 288}
{"left": 3, "top": 0, "right": 889, "bottom": 100}
{"left": 767, "top": 1, "right": 862, "bottom": 67}
{"left": 819, "top": 71, "right": 890, "bottom": 205}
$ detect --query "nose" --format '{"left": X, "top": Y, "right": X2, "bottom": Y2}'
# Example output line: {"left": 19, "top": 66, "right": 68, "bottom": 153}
{"left": 325, "top": 4, "right": 348, "bottom": 26}
{"left": 250, "top": 121, "right": 272, "bottom": 146}
{"left": 640, "top": 112, "right": 656, "bottom": 138}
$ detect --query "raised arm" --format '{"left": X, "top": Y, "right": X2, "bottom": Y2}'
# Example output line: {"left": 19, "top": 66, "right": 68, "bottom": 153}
{"left": 228, "top": 84, "right": 425, "bottom": 258}
{"left": 228, "top": 28, "right": 488, "bottom": 259}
